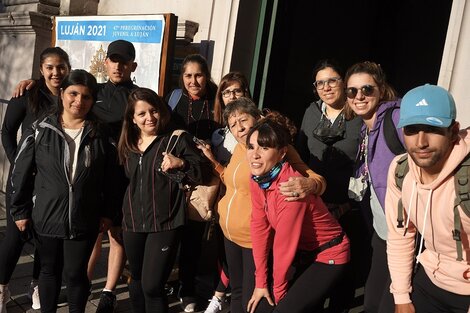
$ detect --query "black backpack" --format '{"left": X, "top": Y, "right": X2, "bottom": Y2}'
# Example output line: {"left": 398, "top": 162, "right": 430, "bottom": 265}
{"left": 383, "top": 107, "right": 406, "bottom": 155}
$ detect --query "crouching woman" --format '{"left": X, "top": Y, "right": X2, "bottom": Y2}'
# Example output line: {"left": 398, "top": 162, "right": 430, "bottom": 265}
{"left": 247, "top": 119, "right": 350, "bottom": 313}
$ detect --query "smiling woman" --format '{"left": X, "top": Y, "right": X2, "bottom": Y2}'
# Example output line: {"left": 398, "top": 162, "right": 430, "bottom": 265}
{"left": 9, "top": 69, "right": 120, "bottom": 313}
{"left": 344, "top": 61, "right": 401, "bottom": 313}
{"left": 117, "top": 87, "right": 207, "bottom": 313}
{"left": 246, "top": 119, "right": 349, "bottom": 313}
{"left": 0, "top": 46, "right": 71, "bottom": 312}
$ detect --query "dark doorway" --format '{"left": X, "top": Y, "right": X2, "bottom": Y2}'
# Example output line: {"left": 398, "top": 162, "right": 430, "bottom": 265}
{"left": 262, "top": 0, "right": 453, "bottom": 127}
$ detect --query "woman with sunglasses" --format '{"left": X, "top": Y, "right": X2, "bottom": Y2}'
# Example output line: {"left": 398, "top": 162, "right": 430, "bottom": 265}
{"left": 246, "top": 118, "right": 349, "bottom": 313}
{"left": 296, "top": 59, "right": 364, "bottom": 311}
{"left": 344, "top": 61, "right": 402, "bottom": 313}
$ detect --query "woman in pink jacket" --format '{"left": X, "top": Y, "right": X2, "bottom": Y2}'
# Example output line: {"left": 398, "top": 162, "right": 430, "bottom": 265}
{"left": 246, "top": 118, "right": 350, "bottom": 313}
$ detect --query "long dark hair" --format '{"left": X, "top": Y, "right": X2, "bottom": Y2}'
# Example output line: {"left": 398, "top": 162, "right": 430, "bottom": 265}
{"left": 179, "top": 54, "right": 221, "bottom": 123}
{"left": 118, "top": 88, "right": 171, "bottom": 163}
{"left": 29, "top": 47, "right": 71, "bottom": 116}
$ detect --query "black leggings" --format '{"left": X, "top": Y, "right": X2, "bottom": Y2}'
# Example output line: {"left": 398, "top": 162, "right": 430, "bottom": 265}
{"left": 274, "top": 262, "right": 347, "bottom": 313}
{"left": 214, "top": 225, "right": 229, "bottom": 293}
{"left": 123, "top": 228, "right": 181, "bottom": 313}
{"left": 224, "top": 238, "right": 256, "bottom": 313}
{"left": 35, "top": 233, "right": 97, "bottom": 313}
{"left": 364, "top": 232, "right": 394, "bottom": 313}
{"left": 0, "top": 188, "right": 40, "bottom": 284}
{"left": 178, "top": 220, "right": 206, "bottom": 301}
{"left": 224, "top": 238, "right": 273, "bottom": 313}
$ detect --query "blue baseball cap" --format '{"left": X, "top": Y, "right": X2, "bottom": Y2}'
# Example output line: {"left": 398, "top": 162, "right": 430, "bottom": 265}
{"left": 398, "top": 84, "right": 456, "bottom": 128}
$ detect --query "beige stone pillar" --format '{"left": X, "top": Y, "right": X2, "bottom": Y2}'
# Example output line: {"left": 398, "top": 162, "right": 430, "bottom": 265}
{"left": 438, "top": 0, "right": 470, "bottom": 128}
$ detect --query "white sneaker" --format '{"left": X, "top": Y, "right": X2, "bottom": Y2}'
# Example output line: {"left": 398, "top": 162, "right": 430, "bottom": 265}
{"left": 204, "top": 296, "right": 223, "bottom": 313}
{"left": 184, "top": 303, "right": 196, "bottom": 313}
{"left": 27, "top": 280, "right": 40, "bottom": 310}
{"left": 0, "top": 284, "right": 11, "bottom": 313}
{"left": 31, "top": 285, "right": 40, "bottom": 310}
{"left": 180, "top": 298, "right": 196, "bottom": 313}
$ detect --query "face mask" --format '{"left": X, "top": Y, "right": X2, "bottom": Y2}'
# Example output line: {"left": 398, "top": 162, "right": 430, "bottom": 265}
{"left": 312, "top": 113, "right": 345, "bottom": 145}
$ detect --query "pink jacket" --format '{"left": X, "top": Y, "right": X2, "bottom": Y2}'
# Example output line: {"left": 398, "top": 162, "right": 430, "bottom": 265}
{"left": 386, "top": 129, "right": 470, "bottom": 304}
{"left": 250, "top": 163, "right": 349, "bottom": 303}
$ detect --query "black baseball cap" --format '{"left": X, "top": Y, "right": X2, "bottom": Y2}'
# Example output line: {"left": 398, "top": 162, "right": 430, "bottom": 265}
{"left": 106, "top": 40, "right": 135, "bottom": 61}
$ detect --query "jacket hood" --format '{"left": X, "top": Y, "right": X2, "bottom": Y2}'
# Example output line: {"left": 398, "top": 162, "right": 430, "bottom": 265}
{"left": 363, "top": 100, "right": 401, "bottom": 134}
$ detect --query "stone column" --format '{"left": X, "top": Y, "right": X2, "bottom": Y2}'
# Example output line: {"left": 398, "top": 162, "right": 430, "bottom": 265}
{"left": 0, "top": 0, "right": 60, "bottom": 200}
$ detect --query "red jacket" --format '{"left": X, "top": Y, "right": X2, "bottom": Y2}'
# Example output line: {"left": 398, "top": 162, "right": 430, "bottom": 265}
{"left": 250, "top": 163, "right": 350, "bottom": 303}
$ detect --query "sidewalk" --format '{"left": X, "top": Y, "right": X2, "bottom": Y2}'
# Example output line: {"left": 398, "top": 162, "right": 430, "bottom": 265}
{"left": 0, "top": 205, "right": 231, "bottom": 313}
{"left": 1, "top": 203, "right": 365, "bottom": 313}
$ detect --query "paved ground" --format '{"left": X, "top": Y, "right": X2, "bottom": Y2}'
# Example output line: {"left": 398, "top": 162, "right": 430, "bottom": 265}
{"left": 1, "top": 194, "right": 364, "bottom": 313}
{"left": 0, "top": 197, "right": 229, "bottom": 313}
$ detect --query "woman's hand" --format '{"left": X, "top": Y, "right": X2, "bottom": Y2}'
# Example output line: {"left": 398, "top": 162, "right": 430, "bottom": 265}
{"left": 15, "top": 219, "right": 30, "bottom": 232}
{"left": 12, "top": 79, "right": 35, "bottom": 97}
{"left": 279, "top": 176, "right": 317, "bottom": 201}
{"left": 161, "top": 152, "right": 185, "bottom": 172}
{"left": 247, "top": 287, "right": 274, "bottom": 313}
{"left": 195, "top": 141, "right": 218, "bottom": 165}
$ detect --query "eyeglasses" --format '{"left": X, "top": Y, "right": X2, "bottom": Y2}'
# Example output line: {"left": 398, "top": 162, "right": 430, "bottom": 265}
{"left": 222, "top": 88, "right": 244, "bottom": 98}
{"left": 345, "top": 85, "right": 376, "bottom": 99}
{"left": 313, "top": 77, "right": 341, "bottom": 90}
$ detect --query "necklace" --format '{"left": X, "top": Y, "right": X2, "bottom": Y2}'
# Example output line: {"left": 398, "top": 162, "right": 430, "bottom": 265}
{"left": 187, "top": 98, "right": 209, "bottom": 123}
{"left": 187, "top": 98, "right": 210, "bottom": 137}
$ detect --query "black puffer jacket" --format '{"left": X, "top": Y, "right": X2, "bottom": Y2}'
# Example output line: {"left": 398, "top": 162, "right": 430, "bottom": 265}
{"left": 10, "top": 115, "right": 120, "bottom": 239}
{"left": 122, "top": 130, "right": 209, "bottom": 233}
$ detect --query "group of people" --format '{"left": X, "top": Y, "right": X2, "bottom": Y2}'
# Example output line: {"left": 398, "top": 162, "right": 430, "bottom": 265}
{"left": 0, "top": 38, "right": 468, "bottom": 313}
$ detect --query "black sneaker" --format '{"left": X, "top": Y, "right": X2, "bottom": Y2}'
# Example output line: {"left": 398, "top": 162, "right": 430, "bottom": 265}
{"left": 95, "top": 291, "right": 117, "bottom": 313}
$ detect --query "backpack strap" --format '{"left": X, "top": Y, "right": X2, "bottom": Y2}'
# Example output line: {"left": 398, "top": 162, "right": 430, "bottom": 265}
{"left": 383, "top": 107, "right": 406, "bottom": 155}
{"left": 394, "top": 154, "right": 409, "bottom": 228}
{"left": 168, "top": 89, "right": 183, "bottom": 111}
{"left": 452, "top": 152, "right": 470, "bottom": 261}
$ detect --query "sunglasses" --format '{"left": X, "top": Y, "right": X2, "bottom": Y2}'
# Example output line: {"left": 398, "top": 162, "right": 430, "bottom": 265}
{"left": 345, "top": 85, "right": 376, "bottom": 99}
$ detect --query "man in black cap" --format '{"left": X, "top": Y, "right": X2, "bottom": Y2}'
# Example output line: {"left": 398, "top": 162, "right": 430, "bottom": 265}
{"left": 89, "top": 39, "right": 138, "bottom": 313}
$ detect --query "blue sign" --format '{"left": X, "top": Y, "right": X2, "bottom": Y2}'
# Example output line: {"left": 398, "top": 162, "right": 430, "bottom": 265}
{"left": 57, "top": 20, "right": 163, "bottom": 43}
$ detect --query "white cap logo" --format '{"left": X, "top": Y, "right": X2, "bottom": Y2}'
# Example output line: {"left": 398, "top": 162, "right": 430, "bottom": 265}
{"left": 416, "top": 99, "right": 429, "bottom": 106}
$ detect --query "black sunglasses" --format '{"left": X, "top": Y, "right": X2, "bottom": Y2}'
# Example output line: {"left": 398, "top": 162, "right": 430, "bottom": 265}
{"left": 346, "top": 85, "right": 376, "bottom": 99}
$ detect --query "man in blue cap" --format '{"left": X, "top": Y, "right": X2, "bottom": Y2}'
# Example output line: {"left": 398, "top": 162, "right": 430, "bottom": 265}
{"left": 385, "top": 84, "right": 470, "bottom": 312}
